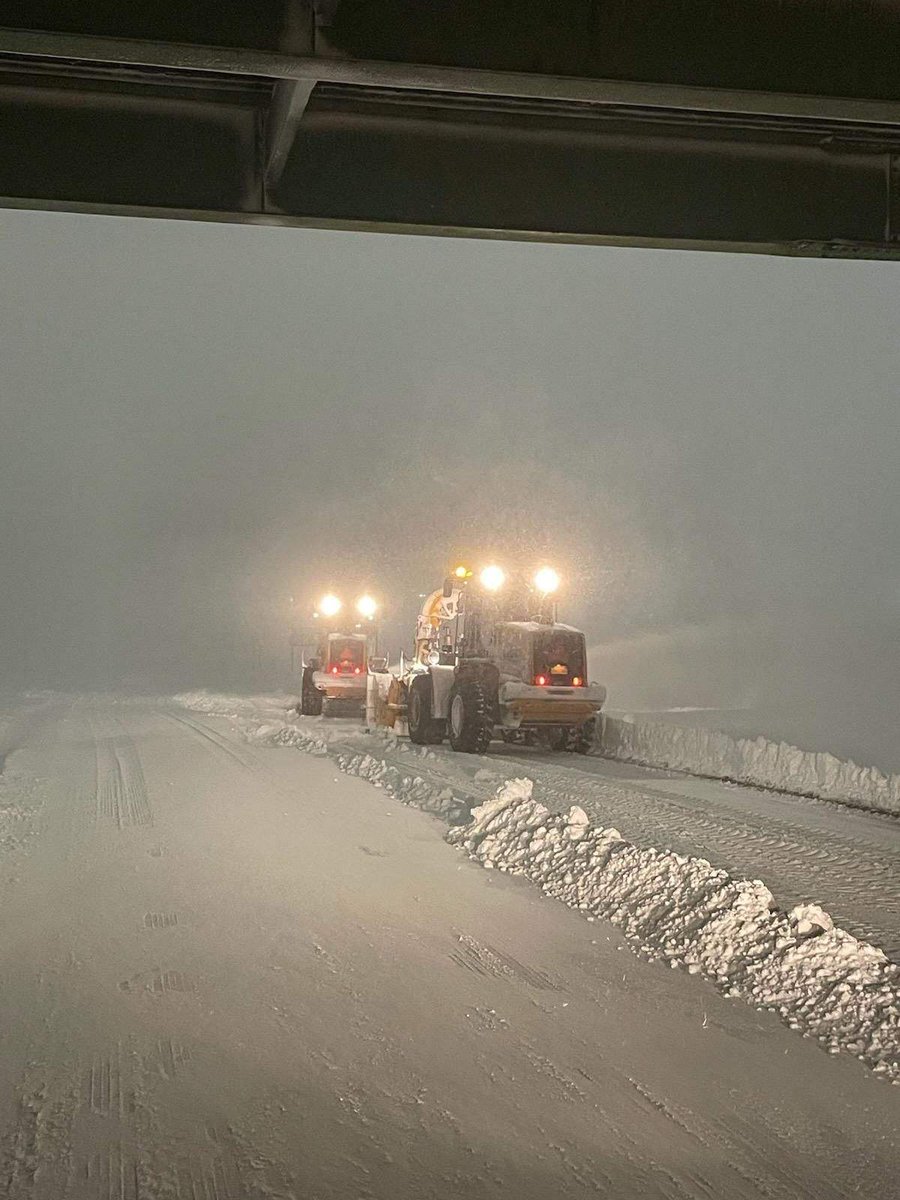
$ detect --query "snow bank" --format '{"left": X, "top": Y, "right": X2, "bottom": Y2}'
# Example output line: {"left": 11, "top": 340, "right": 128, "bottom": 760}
{"left": 175, "top": 694, "right": 899, "bottom": 1082}
{"left": 450, "top": 780, "right": 900, "bottom": 1083}
{"left": 598, "top": 715, "right": 900, "bottom": 817}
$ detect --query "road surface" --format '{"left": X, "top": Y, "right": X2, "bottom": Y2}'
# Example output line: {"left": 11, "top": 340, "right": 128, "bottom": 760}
{"left": 273, "top": 704, "right": 900, "bottom": 962}
{"left": 0, "top": 696, "right": 898, "bottom": 1199}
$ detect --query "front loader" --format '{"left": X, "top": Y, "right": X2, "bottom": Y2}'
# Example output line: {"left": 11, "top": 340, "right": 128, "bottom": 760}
{"left": 400, "top": 564, "right": 606, "bottom": 753}
{"left": 296, "top": 592, "right": 380, "bottom": 718}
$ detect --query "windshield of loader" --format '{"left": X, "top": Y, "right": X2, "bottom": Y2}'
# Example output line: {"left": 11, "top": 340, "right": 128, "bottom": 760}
{"left": 328, "top": 637, "right": 365, "bottom": 671}
{"left": 533, "top": 630, "right": 586, "bottom": 684}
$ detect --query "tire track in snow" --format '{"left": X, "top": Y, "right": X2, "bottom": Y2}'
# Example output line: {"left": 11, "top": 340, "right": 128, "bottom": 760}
{"left": 619, "top": 1073, "right": 845, "bottom": 1200}
{"left": 153, "top": 1039, "right": 192, "bottom": 1081}
{"left": 175, "top": 1126, "right": 242, "bottom": 1200}
{"left": 450, "top": 931, "right": 561, "bottom": 990}
{"left": 161, "top": 711, "right": 258, "bottom": 772}
{"left": 84, "top": 1045, "right": 133, "bottom": 1120}
{"left": 83, "top": 1143, "right": 140, "bottom": 1200}
{"left": 95, "top": 736, "right": 153, "bottom": 830}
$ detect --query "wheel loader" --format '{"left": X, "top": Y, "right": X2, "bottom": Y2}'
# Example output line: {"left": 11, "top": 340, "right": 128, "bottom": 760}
{"left": 400, "top": 565, "right": 606, "bottom": 753}
{"left": 297, "top": 593, "right": 379, "bottom": 718}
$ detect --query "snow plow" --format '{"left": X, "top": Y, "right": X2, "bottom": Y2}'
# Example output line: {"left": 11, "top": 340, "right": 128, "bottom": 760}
{"left": 372, "top": 565, "right": 605, "bottom": 752}
{"left": 297, "top": 593, "right": 380, "bottom": 718}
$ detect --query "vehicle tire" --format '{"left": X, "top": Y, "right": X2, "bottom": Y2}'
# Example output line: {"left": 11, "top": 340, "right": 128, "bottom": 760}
{"left": 322, "top": 696, "right": 339, "bottom": 718}
{"left": 538, "top": 726, "right": 569, "bottom": 752}
{"left": 300, "top": 667, "right": 323, "bottom": 716}
{"left": 408, "top": 675, "right": 444, "bottom": 744}
{"left": 567, "top": 718, "right": 595, "bottom": 754}
{"left": 447, "top": 680, "right": 494, "bottom": 754}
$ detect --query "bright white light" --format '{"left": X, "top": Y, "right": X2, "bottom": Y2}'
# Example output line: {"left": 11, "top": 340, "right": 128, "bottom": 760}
{"left": 480, "top": 565, "right": 506, "bottom": 591}
{"left": 533, "top": 567, "right": 560, "bottom": 595}
{"left": 356, "top": 594, "right": 378, "bottom": 619}
{"left": 319, "top": 593, "right": 342, "bottom": 617}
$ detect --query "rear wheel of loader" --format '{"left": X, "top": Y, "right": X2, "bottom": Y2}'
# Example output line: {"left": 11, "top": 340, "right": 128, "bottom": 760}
{"left": 299, "top": 667, "right": 323, "bottom": 716}
{"left": 448, "top": 681, "right": 494, "bottom": 754}
{"left": 538, "top": 726, "right": 568, "bottom": 752}
{"left": 408, "top": 676, "right": 444, "bottom": 744}
{"left": 567, "top": 718, "right": 595, "bottom": 754}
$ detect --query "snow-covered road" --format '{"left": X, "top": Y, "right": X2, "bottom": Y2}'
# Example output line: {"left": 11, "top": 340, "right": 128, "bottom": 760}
{"left": 222, "top": 696, "right": 900, "bottom": 963}
{"left": 494, "top": 746, "right": 900, "bottom": 961}
{"left": 1, "top": 696, "right": 898, "bottom": 1198}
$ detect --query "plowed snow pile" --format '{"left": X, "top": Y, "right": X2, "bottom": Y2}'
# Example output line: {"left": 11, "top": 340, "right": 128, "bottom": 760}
{"left": 599, "top": 715, "right": 900, "bottom": 816}
{"left": 176, "top": 695, "right": 900, "bottom": 1084}
{"left": 450, "top": 780, "right": 899, "bottom": 1083}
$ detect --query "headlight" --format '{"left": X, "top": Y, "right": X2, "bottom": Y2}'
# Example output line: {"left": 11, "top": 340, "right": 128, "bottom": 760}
{"left": 480, "top": 565, "right": 506, "bottom": 591}
{"left": 356, "top": 594, "right": 378, "bottom": 619}
{"left": 427, "top": 649, "right": 441, "bottom": 666}
{"left": 533, "top": 567, "right": 560, "bottom": 595}
{"left": 319, "top": 593, "right": 342, "bottom": 617}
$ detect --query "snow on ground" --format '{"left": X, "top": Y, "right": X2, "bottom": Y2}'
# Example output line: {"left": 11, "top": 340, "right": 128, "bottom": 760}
{"left": 0, "top": 696, "right": 60, "bottom": 858}
{"left": 0, "top": 769, "right": 39, "bottom": 858}
{"left": 5, "top": 694, "right": 900, "bottom": 1198}
{"left": 598, "top": 713, "right": 900, "bottom": 817}
{"left": 451, "top": 781, "right": 899, "bottom": 1083}
{"left": 177, "top": 692, "right": 900, "bottom": 1084}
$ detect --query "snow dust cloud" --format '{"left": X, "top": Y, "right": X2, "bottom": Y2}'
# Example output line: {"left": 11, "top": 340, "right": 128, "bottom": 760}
{"left": 2, "top": 212, "right": 899, "bottom": 764}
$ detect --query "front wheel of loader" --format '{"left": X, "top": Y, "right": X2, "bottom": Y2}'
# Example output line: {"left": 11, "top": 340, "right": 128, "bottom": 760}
{"left": 408, "top": 675, "right": 444, "bottom": 744}
{"left": 299, "top": 667, "right": 323, "bottom": 716}
{"left": 447, "top": 680, "right": 494, "bottom": 754}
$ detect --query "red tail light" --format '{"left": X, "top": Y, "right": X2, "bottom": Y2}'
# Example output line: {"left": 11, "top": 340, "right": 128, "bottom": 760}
{"left": 331, "top": 666, "right": 339, "bottom": 675}
{"left": 535, "top": 674, "right": 547, "bottom": 686}
{"left": 572, "top": 676, "right": 582, "bottom": 687}
{"left": 354, "top": 667, "right": 361, "bottom": 675}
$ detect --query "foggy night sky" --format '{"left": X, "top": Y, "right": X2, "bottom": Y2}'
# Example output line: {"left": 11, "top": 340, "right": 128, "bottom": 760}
{"left": 2, "top": 210, "right": 900, "bottom": 762}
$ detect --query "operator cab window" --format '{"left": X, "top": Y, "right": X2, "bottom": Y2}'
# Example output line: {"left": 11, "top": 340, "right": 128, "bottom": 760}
{"left": 533, "top": 631, "right": 585, "bottom": 685}
{"left": 329, "top": 638, "right": 364, "bottom": 670}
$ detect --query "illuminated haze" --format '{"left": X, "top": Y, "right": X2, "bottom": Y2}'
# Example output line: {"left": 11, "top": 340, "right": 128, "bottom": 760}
{"left": 2, "top": 212, "right": 899, "bottom": 765}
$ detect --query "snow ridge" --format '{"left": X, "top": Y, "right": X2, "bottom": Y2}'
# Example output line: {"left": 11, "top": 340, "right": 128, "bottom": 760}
{"left": 598, "top": 715, "right": 900, "bottom": 817}
{"left": 450, "top": 780, "right": 899, "bottom": 1083}
{"left": 176, "top": 695, "right": 899, "bottom": 1083}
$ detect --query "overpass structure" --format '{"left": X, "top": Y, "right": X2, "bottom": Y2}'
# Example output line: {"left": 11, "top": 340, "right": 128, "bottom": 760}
{"left": 1, "top": 2, "right": 899, "bottom": 258}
